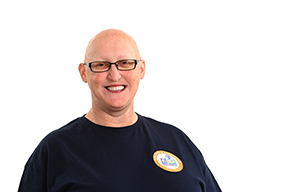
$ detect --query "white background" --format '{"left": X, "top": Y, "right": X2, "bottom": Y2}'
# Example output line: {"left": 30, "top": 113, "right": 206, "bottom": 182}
{"left": 1, "top": 0, "right": 287, "bottom": 191}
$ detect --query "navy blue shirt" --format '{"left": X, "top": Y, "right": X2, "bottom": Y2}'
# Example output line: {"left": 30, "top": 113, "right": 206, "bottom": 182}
{"left": 18, "top": 114, "right": 221, "bottom": 192}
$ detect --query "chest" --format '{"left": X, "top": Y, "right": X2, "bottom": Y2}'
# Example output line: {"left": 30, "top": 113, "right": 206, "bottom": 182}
{"left": 47, "top": 132, "right": 204, "bottom": 191}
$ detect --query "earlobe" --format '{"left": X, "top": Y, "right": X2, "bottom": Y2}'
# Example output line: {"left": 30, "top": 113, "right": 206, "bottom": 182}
{"left": 78, "top": 63, "right": 88, "bottom": 83}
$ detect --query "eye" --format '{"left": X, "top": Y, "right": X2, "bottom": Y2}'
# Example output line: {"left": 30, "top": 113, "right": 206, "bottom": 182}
{"left": 93, "top": 62, "right": 108, "bottom": 68}
{"left": 97, "top": 63, "right": 106, "bottom": 67}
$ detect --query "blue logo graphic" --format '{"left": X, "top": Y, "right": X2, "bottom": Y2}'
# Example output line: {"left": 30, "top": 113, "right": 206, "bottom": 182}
{"left": 160, "top": 154, "right": 177, "bottom": 166}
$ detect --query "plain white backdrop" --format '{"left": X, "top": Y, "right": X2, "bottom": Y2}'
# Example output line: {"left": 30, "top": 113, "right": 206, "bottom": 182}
{"left": 1, "top": 0, "right": 287, "bottom": 191}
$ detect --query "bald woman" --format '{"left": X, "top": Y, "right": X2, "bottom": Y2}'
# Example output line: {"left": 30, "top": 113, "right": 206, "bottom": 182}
{"left": 18, "top": 29, "right": 221, "bottom": 192}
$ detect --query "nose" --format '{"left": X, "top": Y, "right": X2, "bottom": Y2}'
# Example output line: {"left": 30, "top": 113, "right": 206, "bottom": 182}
{"left": 107, "top": 64, "right": 122, "bottom": 81}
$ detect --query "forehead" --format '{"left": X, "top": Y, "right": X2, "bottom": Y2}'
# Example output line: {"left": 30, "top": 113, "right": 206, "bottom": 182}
{"left": 85, "top": 32, "right": 139, "bottom": 62}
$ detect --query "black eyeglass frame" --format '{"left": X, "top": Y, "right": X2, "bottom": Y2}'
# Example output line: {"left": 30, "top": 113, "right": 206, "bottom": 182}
{"left": 84, "top": 59, "right": 141, "bottom": 73}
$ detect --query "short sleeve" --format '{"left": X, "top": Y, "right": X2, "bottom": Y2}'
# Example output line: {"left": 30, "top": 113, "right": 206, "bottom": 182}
{"left": 18, "top": 165, "right": 47, "bottom": 192}
{"left": 18, "top": 134, "right": 49, "bottom": 192}
{"left": 202, "top": 160, "right": 222, "bottom": 192}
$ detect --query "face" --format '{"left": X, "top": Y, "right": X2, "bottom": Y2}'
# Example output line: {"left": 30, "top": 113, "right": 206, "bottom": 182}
{"left": 79, "top": 31, "right": 145, "bottom": 113}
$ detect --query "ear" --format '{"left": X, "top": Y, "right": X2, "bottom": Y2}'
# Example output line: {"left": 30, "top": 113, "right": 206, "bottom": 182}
{"left": 78, "top": 63, "right": 88, "bottom": 83}
{"left": 139, "top": 59, "right": 146, "bottom": 80}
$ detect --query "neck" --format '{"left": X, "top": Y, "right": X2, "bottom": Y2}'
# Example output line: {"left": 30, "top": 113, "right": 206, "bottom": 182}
{"left": 85, "top": 103, "right": 138, "bottom": 127}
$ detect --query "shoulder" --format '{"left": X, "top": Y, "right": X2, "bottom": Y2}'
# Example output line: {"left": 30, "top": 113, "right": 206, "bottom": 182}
{"left": 25, "top": 116, "right": 85, "bottom": 165}
{"left": 142, "top": 115, "right": 181, "bottom": 131}
{"left": 141, "top": 115, "right": 203, "bottom": 153}
{"left": 30, "top": 117, "right": 84, "bottom": 157}
{"left": 42, "top": 116, "right": 84, "bottom": 143}
{"left": 141, "top": 115, "right": 190, "bottom": 138}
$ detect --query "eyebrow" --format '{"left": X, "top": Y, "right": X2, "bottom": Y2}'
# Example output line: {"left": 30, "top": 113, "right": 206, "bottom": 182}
{"left": 88, "top": 59, "right": 136, "bottom": 63}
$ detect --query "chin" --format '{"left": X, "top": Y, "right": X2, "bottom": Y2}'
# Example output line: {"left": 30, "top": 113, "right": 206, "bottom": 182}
{"left": 107, "top": 99, "right": 134, "bottom": 111}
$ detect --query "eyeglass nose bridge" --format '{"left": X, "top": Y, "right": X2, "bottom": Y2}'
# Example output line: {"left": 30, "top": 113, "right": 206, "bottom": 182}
{"left": 107, "top": 62, "right": 120, "bottom": 71}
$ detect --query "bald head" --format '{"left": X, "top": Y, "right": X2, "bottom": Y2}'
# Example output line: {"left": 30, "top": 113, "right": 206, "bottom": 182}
{"left": 84, "top": 29, "right": 141, "bottom": 63}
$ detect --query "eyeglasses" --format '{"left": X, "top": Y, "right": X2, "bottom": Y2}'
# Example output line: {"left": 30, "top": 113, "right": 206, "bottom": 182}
{"left": 84, "top": 59, "right": 141, "bottom": 73}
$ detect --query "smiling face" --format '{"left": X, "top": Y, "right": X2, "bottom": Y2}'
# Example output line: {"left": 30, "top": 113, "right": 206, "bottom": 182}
{"left": 79, "top": 29, "right": 145, "bottom": 113}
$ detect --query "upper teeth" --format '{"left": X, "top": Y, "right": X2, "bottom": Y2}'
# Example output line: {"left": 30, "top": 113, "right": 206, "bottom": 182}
{"left": 107, "top": 86, "right": 125, "bottom": 91}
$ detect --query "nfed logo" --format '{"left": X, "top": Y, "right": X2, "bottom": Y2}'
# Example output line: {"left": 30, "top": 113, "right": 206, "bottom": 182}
{"left": 153, "top": 150, "right": 183, "bottom": 172}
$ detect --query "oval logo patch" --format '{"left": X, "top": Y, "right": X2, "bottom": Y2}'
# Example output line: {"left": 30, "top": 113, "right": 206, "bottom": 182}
{"left": 153, "top": 150, "right": 183, "bottom": 172}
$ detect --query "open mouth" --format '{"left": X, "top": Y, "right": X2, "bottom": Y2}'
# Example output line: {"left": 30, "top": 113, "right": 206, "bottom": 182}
{"left": 105, "top": 85, "right": 126, "bottom": 92}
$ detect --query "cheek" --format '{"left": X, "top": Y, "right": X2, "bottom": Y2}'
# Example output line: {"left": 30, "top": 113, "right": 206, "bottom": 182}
{"left": 87, "top": 73, "right": 104, "bottom": 91}
{"left": 125, "top": 72, "right": 141, "bottom": 92}
{"left": 90, "top": 72, "right": 107, "bottom": 83}
{"left": 125, "top": 71, "right": 138, "bottom": 84}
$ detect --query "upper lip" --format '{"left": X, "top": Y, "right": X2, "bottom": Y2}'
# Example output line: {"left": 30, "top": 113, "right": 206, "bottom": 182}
{"left": 104, "top": 84, "right": 127, "bottom": 88}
